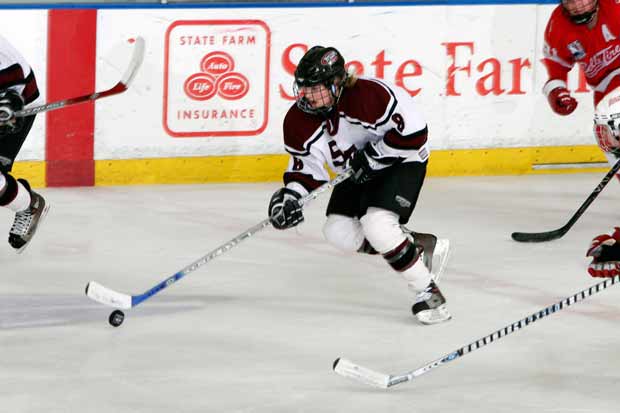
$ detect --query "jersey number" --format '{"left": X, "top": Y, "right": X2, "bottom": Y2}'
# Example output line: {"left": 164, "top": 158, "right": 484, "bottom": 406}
{"left": 292, "top": 157, "right": 304, "bottom": 171}
{"left": 392, "top": 113, "right": 405, "bottom": 132}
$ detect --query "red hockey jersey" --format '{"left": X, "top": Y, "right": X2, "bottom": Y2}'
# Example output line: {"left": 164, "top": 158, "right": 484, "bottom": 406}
{"left": 542, "top": 0, "right": 620, "bottom": 106}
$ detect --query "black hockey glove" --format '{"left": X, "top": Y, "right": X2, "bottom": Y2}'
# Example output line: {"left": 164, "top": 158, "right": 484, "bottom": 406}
{"left": 0, "top": 89, "right": 25, "bottom": 135}
{"left": 348, "top": 143, "right": 396, "bottom": 184}
{"left": 268, "top": 187, "right": 304, "bottom": 230}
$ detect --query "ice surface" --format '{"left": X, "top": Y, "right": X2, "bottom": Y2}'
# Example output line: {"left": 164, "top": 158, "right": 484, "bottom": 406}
{"left": 1, "top": 173, "right": 619, "bottom": 412}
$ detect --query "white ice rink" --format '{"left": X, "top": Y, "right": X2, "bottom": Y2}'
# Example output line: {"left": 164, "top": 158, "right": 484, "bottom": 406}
{"left": 2, "top": 173, "right": 620, "bottom": 412}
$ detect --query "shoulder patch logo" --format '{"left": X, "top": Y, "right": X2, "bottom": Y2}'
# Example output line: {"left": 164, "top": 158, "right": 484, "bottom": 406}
{"left": 602, "top": 24, "right": 616, "bottom": 42}
{"left": 567, "top": 40, "right": 586, "bottom": 60}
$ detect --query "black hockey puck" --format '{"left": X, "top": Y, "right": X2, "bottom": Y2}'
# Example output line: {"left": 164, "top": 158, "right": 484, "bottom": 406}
{"left": 109, "top": 309, "right": 125, "bottom": 327}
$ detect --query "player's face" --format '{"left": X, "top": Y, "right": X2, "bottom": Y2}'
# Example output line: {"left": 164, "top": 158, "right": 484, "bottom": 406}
{"left": 562, "top": 0, "right": 598, "bottom": 23}
{"left": 297, "top": 84, "right": 334, "bottom": 110}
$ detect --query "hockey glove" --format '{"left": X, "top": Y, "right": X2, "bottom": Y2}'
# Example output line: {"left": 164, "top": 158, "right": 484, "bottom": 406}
{"left": 269, "top": 187, "right": 304, "bottom": 230}
{"left": 586, "top": 227, "right": 620, "bottom": 278}
{"left": 547, "top": 87, "right": 577, "bottom": 116}
{"left": 594, "top": 123, "right": 620, "bottom": 155}
{"left": 0, "top": 89, "right": 24, "bottom": 135}
{"left": 348, "top": 143, "right": 397, "bottom": 184}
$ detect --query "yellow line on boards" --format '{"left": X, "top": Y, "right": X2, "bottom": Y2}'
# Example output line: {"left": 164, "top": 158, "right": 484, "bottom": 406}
{"left": 11, "top": 145, "right": 611, "bottom": 187}
{"left": 94, "top": 146, "right": 609, "bottom": 186}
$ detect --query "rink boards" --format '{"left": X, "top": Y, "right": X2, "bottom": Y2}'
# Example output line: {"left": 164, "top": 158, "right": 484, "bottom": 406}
{"left": 0, "top": 3, "right": 608, "bottom": 187}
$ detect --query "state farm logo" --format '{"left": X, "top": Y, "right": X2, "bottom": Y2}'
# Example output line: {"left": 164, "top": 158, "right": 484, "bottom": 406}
{"left": 164, "top": 20, "right": 271, "bottom": 138}
{"left": 184, "top": 73, "right": 216, "bottom": 100}
{"left": 218, "top": 73, "right": 249, "bottom": 100}
{"left": 184, "top": 51, "right": 249, "bottom": 101}
{"left": 201, "top": 51, "right": 233, "bottom": 74}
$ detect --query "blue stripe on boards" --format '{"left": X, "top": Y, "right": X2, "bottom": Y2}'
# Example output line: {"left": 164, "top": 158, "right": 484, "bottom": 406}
{"left": 0, "top": 0, "right": 561, "bottom": 11}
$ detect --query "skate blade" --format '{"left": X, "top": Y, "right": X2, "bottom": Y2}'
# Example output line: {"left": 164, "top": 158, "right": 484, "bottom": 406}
{"left": 415, "top": 304, "right": 452, "bottom": 325}
{"left": 16, "top": 203, "right": 50, "bottom": 255}
{"left": 432, "top": 239, "right": 451, "bottom": 283}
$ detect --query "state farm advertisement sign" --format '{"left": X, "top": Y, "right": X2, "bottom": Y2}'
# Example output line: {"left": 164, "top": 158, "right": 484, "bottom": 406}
{"left": 163, "top": 20, "right": 270, "bottom": 137}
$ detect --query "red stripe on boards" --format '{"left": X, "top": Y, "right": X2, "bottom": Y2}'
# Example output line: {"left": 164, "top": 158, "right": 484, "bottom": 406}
{"left": 46, "top": 10, "right": 97, "bottom": 187}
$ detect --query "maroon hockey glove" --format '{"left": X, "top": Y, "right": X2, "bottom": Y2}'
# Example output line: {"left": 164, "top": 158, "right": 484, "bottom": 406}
{"left": 586, "top": 227, "right": 620, "bottom": 278}
{"left": 348, "top": 143, "right": 397, "bottom": 184}
{"left": 547, "top": 87, "right": 577, "bottom": 116}
{"left": 268, "top": 187, "right": 304, "bottom": 230}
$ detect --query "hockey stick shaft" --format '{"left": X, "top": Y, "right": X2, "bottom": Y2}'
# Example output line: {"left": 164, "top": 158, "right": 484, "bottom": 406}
{"left": 1, "top": 37, "right": 144, "bottom": 121}
{"left": 390, "top": 275, "right": 620, "bottom": 385}
{"left": 86, "top": 170, "right": 353, "bottom": 309}
{"left": 511, "top": 158, "right": 620, "bottom": 243}
{"left": 335, "top": 275, "right": 620, "bottom": 388}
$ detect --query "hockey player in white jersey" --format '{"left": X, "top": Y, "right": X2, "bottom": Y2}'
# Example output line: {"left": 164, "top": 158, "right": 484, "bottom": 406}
{"left": 0, "top": 34, "right": 48, "bottom": 252}
{"left": 586, "top": 90, "right": 620, "bottom": 278}
{"left": 268, "top": 46, "right": 451, "bottom": 324}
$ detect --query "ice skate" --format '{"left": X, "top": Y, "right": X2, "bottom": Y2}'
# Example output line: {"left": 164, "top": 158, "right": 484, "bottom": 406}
{"left": 411, "top": 280, "right": 451, "bottom": 325}
{"left": 9, "top": 179, "right": 49, "bottom": 253}
{"left": 402, "top": 228, "right": 451, "bottom": 282}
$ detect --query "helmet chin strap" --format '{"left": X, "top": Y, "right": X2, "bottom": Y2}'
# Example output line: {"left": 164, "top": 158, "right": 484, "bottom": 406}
{"left": 569, "top": 9, "right": 597, "bottom": 24}
{"left": 563, "top": 1, "right": 598, "bottom": 25}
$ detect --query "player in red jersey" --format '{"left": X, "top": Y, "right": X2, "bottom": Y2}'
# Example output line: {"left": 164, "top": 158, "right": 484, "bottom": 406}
{"left": 543, "top": 0, "right": 620, "bottom": 277}
{"left": 267, "top": 46, "right": 451, "bottom": 324}
{"left": 542, "top": 0, "right": 620, "bottom": 112}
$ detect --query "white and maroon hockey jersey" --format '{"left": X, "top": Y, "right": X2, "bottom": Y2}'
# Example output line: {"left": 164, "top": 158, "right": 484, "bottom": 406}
{"left": 0, "top": 34, "right": 39, "bottom": 105}
{"left": 282, "top": 77, "right": 429, "bottom": 197}
{"left": 542, "top": 0, "right": 620, "bottom": 106}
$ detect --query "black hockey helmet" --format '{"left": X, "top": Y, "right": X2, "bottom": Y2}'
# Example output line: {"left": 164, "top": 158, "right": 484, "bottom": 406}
{"left": 561, "top": 0, "right": 598, "bottom": 24}
{"left": 293, "top": 46, "right": 347, "bottom": 115}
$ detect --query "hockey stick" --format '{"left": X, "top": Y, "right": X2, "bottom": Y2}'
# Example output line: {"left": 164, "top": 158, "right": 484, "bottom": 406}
{"left": 85, "top": 169, "right": 353, "bottom": 310}
{"left": 511, "top": 158, "right": 620, "bottom": 243}
{"left": 333, "top": 274, "right": 620, "bottom": 389}
{"left": 0, "top": 37, "right": 145, "bottom": 122}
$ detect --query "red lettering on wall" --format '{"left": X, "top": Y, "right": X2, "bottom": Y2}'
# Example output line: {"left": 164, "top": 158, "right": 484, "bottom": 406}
{"left": 280, "top": 43, "right": 307, "bottom": 100}
{"left": 476, "top": 58, "right": 504, "bottom": 96}
{"left": 443, "top": 42, "right": 474, "bottom": 96}
{"left": 371, "top": 50, "right": 392, "bottom": 79}
{"left": 395, "top": 60, "right": 422, "bottom": 96}
{"left": 345, "top": 61, "right": 364, "bottom": 76}
{"left": 278, "top": 42, "right": 538, "bottom": 99}
{"left": 508, "top": 58, "right": 531, "bottom": 95}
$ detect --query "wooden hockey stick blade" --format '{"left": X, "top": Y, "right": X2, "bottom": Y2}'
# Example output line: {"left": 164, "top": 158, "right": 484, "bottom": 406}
{"left": 15, "top": 36, "right": 145, "bottom": 118}
{"left": 85, "top": 281, "right": 132, "bottom": 309}
{"left": 333, "top": 358, "right": 390, "bottom": 389}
